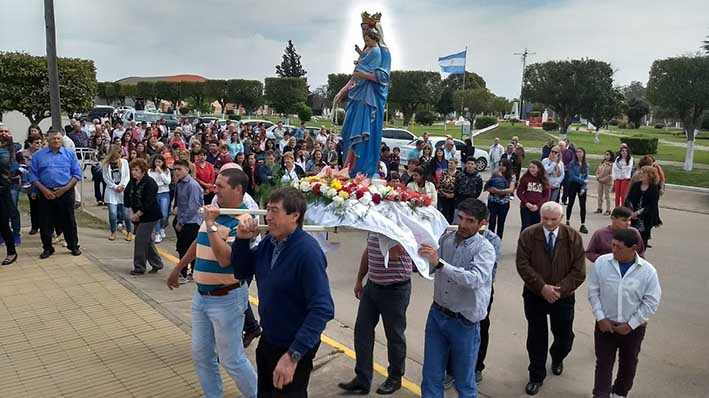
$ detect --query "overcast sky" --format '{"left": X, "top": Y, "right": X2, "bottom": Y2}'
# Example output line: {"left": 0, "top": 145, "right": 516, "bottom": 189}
{"left": 1, "top": 0, "right": 707, "bottom": 99}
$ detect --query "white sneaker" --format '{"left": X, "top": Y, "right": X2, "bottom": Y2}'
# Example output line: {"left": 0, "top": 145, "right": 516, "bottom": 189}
{"left": 160, "top": 229, "right": 166, "bottom": 239}
{"left": 154, "top": 235, "right": 162, "bottom": 243}
{"left": 178, "top": 276, "right": 188, "bottom": 284}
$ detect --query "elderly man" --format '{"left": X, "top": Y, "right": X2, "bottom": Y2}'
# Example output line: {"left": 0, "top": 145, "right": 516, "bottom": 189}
{"left": 29, "top": 129, "right": 83, "bottom": 259}
{"left": 516, "top": 201, "right": 586, "bottom": 395}
{"left": 588, "top": 228, "right": 661, "bottom": 398}
{"left": 443, "top": 138, "right": 461, "bottom": 164}
{"left": 67, "top": 122, "right": 89, "bottom": 148}
{"left": 488, "top": 138, "right": 504, "bottom": 172}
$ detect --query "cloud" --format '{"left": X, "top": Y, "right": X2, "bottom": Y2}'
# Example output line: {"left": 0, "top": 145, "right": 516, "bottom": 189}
{"left": 1, "top": 0, "right": 708, "bottom": 99}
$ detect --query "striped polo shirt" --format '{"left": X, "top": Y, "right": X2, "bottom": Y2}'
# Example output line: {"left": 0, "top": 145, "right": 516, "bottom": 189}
{"left": 367, "top": 233, "right": 413, "bottom": 285}
{"left": 194, "top": 209, "right": 243, "bottom": 292}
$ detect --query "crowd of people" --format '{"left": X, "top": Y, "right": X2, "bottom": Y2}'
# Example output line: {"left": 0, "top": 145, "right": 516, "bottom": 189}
{"left": 0, "top": 118, "right": 667, "bottom": 398}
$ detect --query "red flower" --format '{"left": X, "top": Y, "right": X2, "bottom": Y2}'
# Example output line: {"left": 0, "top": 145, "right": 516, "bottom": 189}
{"left": 423, "top": 196, "right": 432, "bottom": 206}
{"left": 372, "top": 193, "right": 382, "bottom": 205}
{"left": 399, "top": 191, "right": 410, "bottom": 202}
{"left": 312, "top": 183, "right": 321, "bottom": 194}
{"left": 355, "top": 187, "right": 369, "bottom": 199}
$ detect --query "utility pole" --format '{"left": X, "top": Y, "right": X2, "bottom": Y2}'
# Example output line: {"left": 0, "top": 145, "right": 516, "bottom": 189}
{"left": 514, "top": 47, "right": 535, "bottom": 119}
{"left": 44, "top": 0, "right": 62, "bottom": 131}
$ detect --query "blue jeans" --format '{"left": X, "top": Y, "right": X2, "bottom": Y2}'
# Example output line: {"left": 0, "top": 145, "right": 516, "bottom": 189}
{"left": 107, "top": 203, "right": 132, "bottom": 233}
{"left": 422, "top": 306, "right": 481, "bottom": 398}
{"left": 154, "top": 192, "right": 170, "bottom": 235}
{"left": 192, "top": 285, "right": 257, "bottom": 398}
{"left": 10, "top": 185, "right": 20, "bottom": 237}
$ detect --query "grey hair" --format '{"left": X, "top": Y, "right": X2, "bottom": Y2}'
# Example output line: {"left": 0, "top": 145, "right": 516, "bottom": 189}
{"left": 540, "top": 201, "right": 564, "bottom": 217}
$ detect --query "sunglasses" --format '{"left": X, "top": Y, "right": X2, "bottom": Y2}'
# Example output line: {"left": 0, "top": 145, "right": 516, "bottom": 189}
{"left": 551, "top": 150, "right": 559, "bottom": 153}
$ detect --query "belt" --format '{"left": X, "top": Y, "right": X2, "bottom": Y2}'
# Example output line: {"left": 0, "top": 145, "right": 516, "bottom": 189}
{"left": 432, "top": 302, "right": 470, "bottom": 323}
{"left": 198, "top": 282, "right": 241, "bottom": 296}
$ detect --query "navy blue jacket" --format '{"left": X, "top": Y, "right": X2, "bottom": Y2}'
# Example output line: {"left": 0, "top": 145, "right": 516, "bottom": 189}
{"left": 232, "top": 227, "right": 334, "bottom": 356}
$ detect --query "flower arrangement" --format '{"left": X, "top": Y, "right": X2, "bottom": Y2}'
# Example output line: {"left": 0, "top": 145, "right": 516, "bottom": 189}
{"left": 291, "top": 166, "right": 432, "bottom": 212}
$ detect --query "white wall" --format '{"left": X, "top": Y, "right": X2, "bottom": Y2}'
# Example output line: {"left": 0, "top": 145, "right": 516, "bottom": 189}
{"left": 1, "top": 111, "right": 70, "bottom": 143}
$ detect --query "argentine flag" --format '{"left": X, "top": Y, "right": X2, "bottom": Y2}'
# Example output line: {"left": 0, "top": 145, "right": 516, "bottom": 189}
{"left": 438, "top": 50, "right": 466, "bottom": 74}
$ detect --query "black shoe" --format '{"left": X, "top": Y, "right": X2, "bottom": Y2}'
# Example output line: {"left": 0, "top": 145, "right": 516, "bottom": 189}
{"left": 243, "top": 326, "right": 262, "bottom": 348}
{"left": 2, "top": 254, "right": 18, "bottom": 266}
{"left": 475, "top": 370, "right": 483, "bottom": 384}
{"left": 148, "top": 267, "right": 162, "bottom": 274}
{"left": 525, "top": 381, "right": 543, "bottom": 395}
{"left": 376, "top": 378, "right": 401, "bottom": 395}
{"left": 337, "top": 378, "right": 369, "bottom": 395}
{"left": 39, "top": 248, "right": 55, "bottom": 259}
{"left": 29, "top": 229, "right": 38, "bottom": 235}
{"left": 129, "top": 270, "right": 145, "bottom": 275}
{"left": 70, "top": 248, "right": 82, "bottom": 256}
{"left": 551, "top": 360, "right": 564, "bottom": 375}
{"left": 579, "top": 225, "right": 588, "bottom": 234}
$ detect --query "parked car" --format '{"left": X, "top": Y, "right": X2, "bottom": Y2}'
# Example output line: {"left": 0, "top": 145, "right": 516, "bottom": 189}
{"left": 121, "top": 110, "right": 161, "bottom": 126}
{"left": 238, "top": 119, "right": 275, "bottom": 132}
{"left": 382, "top": 127, "right": 418, "bottom": 151}
{"left": 87, "top": 106, "right": 115, "bottom": 122}
{"left": 399, "top": 136, "right": 489, "bottom": 172}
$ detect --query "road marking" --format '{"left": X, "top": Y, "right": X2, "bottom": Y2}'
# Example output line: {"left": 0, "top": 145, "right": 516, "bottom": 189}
{"left": 153, "top": 246, "right": 422, "bottom": 396}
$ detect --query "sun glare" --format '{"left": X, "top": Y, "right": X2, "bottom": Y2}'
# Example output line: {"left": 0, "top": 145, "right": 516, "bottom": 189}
{"left": 337, "top": 3, "right": 399, "bottom": 73}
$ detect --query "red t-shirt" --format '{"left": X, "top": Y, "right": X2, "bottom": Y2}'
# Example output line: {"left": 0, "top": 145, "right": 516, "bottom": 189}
{"left": 195, "top": 161, "right": 216, "bottom": 193}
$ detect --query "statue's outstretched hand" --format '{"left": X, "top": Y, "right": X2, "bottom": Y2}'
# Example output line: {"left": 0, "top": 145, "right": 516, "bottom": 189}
{"left": 355, "top": 44, "right": 362, "bottom": 55}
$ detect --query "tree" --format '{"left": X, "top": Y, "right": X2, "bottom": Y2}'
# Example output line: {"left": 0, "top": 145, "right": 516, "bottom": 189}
{"left": 453, "top": 88, "right": 493, "bottom": 119}
{"left": 0, "top": 52, "right": 96, "bottom": 125}
{"left": 117, "top": 83, "right": 136, "bottom": 106}
{"left": 647, "top": 55, "right": 709, "bottom": 171}
{"left": 204, "top": 80, "right": 228, "bottom": 116}
{"left": 227, "top": 79, "right": 264, "bottom": 114}
{"left": 264, "top": 77, "right": 308, "bottom": 115}
{"left": 523, "top": 58, "right": 614, "bottom": 136}
{"left": 388, "top": 71, "right": 441, "bottom": 126}
{"left": 136, "top": 81, "right": 161, "bottom": 110}
{"left": 703, "top": 34, "right": 709, "bottom": 54}
{"left": 435, "top": 89, "right": 456, "bottom": 116}
{"left": 440, "top": 71, "right": 486, "bottom": 91}
{"left": 327, "top": 73, "right": 351, "bottom": 103}
{"left": 625, "top": 97, "right": 650, "bottom": 129}
{"left": 490, "top": 95, "right": 512, "bottom": 117}
{"left": 96, "top": 82, "right": 118, "bottom": 105}
{"left": 584, "top": 88, "right": 624, "bottom": 143}
{"left": 275, "top": 40, "right": 307, "bottom": 78}
{"left": 180, "top": 81, "right": 209, "bottom": 112}
{"left": 156, "top": 81, "right": 181, "bottom": 112}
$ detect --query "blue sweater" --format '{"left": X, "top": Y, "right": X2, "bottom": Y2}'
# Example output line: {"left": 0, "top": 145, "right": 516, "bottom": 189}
{"left": 232, "top": 227, "right": 334, "bottom": 356}
{"left": 567, "top": 160, "right": 589, "bottom": 189}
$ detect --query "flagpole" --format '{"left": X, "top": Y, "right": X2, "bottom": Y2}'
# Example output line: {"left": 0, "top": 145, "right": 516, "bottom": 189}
{"left": 462, "top": 46, "right": 467, "bottom": 91}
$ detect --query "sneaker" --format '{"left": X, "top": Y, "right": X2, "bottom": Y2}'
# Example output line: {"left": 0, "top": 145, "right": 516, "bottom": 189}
{"left": 154, "top": 235, "right": 162, "bottom": 243}
{"left": 178, "top": 276, "right": 188, "bottom": 284}
{"left": 117, "top": 223, "right": 125, "bottom": 231}
{"left": 160, "top": 229, "right": 166, "bottom": 239}
{"left": 594, "top": 208, "right": 603, "bottom": 214}
{"left": 186, "top": 272, "right": 194, "bottom": 282}
{"left": 443, "top": 374, "right": 454, "bottom": 389}
{"left": 604, "top": 210, "right": 611, "bottom": 216}
{"left": 579, "top": 225, "right": 588, "bottom": 234}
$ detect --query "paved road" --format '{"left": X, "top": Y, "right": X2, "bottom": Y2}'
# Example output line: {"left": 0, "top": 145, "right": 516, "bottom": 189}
{"left": 74, "top": 174, "right": 709, "bottom": 397}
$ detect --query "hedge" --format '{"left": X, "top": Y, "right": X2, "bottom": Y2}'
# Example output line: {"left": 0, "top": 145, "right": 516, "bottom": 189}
{"left": 297, "top": 103, "right": 313, "bottom": 122}
{"left": 414, "top": 110, "right": 435, "bottom": 126}
{"left": 474, "top": 116, "right": 497, "bottom": 129}
{"left": 227, "top": 114, "right": 241, "bottom": 121}
{"left": 619, "top": 135, "right": 658, "bottom": 155}
{"left": 542, "top": 121, "right": 559, "bottom": 131}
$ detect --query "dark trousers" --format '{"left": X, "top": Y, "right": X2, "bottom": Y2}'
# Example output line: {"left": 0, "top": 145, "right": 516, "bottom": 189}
{"left": 244, "top": 302, "right": 260, "bottom": 333}
{"left": 174, "top": 220, "right": 199, "bottom": 277}
{"left": 256, "top": 338, "right": 319, "bottom": 398}
{"left": 566, "top": 181, "right": 587, "bottom": 224}
{"left": 438, "top": 195, "right": 455, "bottom": 224}
{"left": 523, "top": 288, "right": 575, "bottom": 382}
{"left": 0, "top": 189, "right": 17, "bottom": 256}
{"left": 91, "top": 166, "right": 105, "bottom": 203}
{"left": 561, "top": 173, "right": 570, "bottom": 203}
{"left": 354, "top": 280, "right": 411, "bottom": 387}
{"left": 28, "top": 193, "right": 40, "bottom": 231}
{"left": 476, "top": 285, "right": 494, "bottom": 372}
{"left": 38, "top": 189, "right": 79, "bottom": 251}
{"left": 593, "top": 324, "right": 646, "bottom": 398}
{"left": 132, "top": 220, "right": 163, "bottom": 273}
{"left": 488, "top": 201, "right": 510, "bottom": 239}
{"left": 520, "top": 207, "right": 540, "bottom": 232}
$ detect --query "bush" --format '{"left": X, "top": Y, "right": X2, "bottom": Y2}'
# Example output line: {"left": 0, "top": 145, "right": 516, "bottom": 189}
{"left": 609, "top": 118, "right": 620, "bottom": 126}
{"left": 414, "top": 110, "right": 435, "bottom": 126}
{"left": 619, "top": 135, "right": 658, "bottom": 155}
{"left": 297, "top": 103, "right": 313, "bottom": 122}
{"left": 542, "top": 121, "right": 559, "bottom": 131}
{"left": 528, "top": 111, "right": 541, "bottom": 118}
{"left": 654, "top": 123, "right": 665, "bottom": 129}
{"left": 618, "top": 121, "right": 628, "bottom": 129}
{"left": 227, "top": 114, "right": 241, "bottom": 121}
{"left": 474, "top": 116, "right": 497, "bottom": 129}
{"left": 334, "top": 109, "right": 345, "bottom": 126}
{"left": 702, "top": 113, "right": 709, "bottom": 131}
{"left": 628, "top": 121, "right": 636, "bottom": 129}
{"left": 179, "top": 107, "right": 190, "bottom": 115}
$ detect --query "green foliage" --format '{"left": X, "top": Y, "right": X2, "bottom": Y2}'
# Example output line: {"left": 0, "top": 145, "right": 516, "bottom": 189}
{"left": 586, "top": 88, "right": 624, "bottom": 131}
{"left": 155, "top": 81, "right": 180, "bottom": 110}
{"left": 528, "top": 111, "right": 541, "bottom": 117}
{"left": 655, "top": 123, "right": 666, "bottom": 129}
{"left": 334, "top": 109, "right": 345, "bottom": 126}
{"left": 542, "top": 121, "right": 560, "bottom": 131}
{"left": 435, "top": 89, "right": 455, "bottom": 116}
{"left": 619, "top": 135, "right": 658, "bottom": 155}
{"left": 628, "top": 121, "right": 636, "bottom": 129}
{"left": 414, "top": 110, "right": 435, "bottom": 126}
{"left": 136, "top": 81, "right": 159, "bottom": 106}
{"left": 440, "top": 71, "right": 486, "bottom": 91}
{"left": 0, "top": 51, "right": 96, "bottom": 124}
{"left": 179, "top": 107, "right": 190, "bottom": 115}
{"left": 453, "top": 88, "right": 492, "bottom": 118}
{"left": 204, "top": 79, "right": 228, "bottom": 114}
{"left": 228, "top": 114, "right": 241, "bottom": 121}
{"left": 389, "top": 71, "right": 441, "bottom": 126}
{"left": 625, "top": 97, "right": 649, "bottom": 129}
{"left": 227, "top": 79, "right": 263, "bottom": 114}
{"left": 275, "top": 40, "right": 307, "bottom": 78}
{"left": 264, "top": 77, "right": 308, "bottom": 115}
{"left": 702, "top": 113, "right": 709, "bottom": 130}
{"left": 609, "top": 118, "right": 620, "bottom": 126}
{"left": 523, "top": 59, "right": 614, "bottom": 135}
{"left": 297, "top": 103, "right": 313, "bottom": 122}
{"left": 474, "top": 115, "right": 497, "bottom": 129}
{"left": 327, "top": 73, "right": 350, "bottom": 102}
{"left": 490, "top": 95, "right": 511, "bottom": 115}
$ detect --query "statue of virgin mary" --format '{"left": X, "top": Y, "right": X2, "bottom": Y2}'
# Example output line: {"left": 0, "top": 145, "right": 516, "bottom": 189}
{"left": 334, "top": 12, "right": 391, "bottom": 178}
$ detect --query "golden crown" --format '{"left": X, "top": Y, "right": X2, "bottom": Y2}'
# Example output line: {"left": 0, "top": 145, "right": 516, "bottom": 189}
{"left": 361, "top": 11, "right": 382, "bottom": 27}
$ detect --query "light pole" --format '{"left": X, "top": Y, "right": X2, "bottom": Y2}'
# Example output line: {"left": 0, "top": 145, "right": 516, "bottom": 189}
{"left": 514, "top": 47, "right": 535, "bottom": 119}
{"left": 44, "top": 0, "right": 62, "bottom": 130}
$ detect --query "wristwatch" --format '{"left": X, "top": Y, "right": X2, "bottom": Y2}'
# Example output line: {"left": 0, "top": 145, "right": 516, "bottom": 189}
{"left": 288, "top": 349, "right": 302, "bottom": 362}
{"left": 208, "top": 225, "right": 219, "bottom": 233}
{"left": 435, "top": 261, "right": 444, "bottom": 270}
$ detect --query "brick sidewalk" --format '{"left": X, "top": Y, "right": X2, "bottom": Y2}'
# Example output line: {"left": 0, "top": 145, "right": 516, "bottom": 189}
{"left": 0, "top": 241, "right": 238, "bottom": 397}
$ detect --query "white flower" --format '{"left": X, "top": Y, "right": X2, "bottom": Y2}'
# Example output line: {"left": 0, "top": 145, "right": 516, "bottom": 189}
{"left": 323, "top": 187, "right": 337, "bottom": 198}
{"left": 332, "top": 195, "right": 345, "bottom": 206}
{"left": 291, "top": 179, "right": 300, "bottom": 188}
{"left": 299, "top": 181, "right": 312, "bottom": 192}
{"left": 359, "top": 192, "right": 372, "bottom": 206}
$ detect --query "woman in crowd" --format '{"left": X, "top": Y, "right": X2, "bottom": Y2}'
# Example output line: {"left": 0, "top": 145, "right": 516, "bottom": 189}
{"left": 120, "top": 131, "right": 133, "bottom": 158}
{"left": 90, "top": 134, "right": 110, "bottom": 206}
{"left": 102, "top": 145, "right": 132, "bottom": 241}
{"left": 512, "top": 146, "right": 525, "bottom": 182}
{"left": 134, "top": 142, "right": 149, "bottom": 161}
{"left": 128, "top": 149, "right": 139, "bottom": 163}
{"left": 542, "top": 145, "right": 565, "bottom": 202}
{"left": 0, "top": 127, "right": 18, "bottom": 265}
{"left": 294, "top": 147, "right": 308, "bottom": 171}
{"left": 213, "top": 144, "right": 233, "bottom": 170}
{"left": 625, "top": 165, "right": 662, "bottom": 248}
{"left": 432, "top": 147, "right": 448, "bottom": 184}
{"left": 189, "top": 140, "right": 202, "bottom": 163}
{"left": 387, "top": 171, "right": 402, "bottom": 188}
{"left": 124, "top": 158, "right": 164, "bottom": 276}
{"left": 407, "top": 166, "right": 437, "bottom": 207}
{"left": 516, "top": 160, "right": 550, "bottom": 231}
{"left": 595, "top": 150, "right": 615, "bottom": 215}
{"left": 565, "top": 147, "right": 590, "bottom": 234}
{"left": 194, "top": 149, "right": 216, "bottom": 204}
{"left": 226, "top": 132, "right": 243, "bottom": 158}
{"left": 283, "top": 137, "right": 297, "bottom": 154}
{"left": 148, "top": 155, "right": 171, "bottom": 243}
{"left": 169, "top": 129, "right": 187, "bottom": 150}
{"left": 265, "top": 139, "right": 280, "bottom": 163}
{"left": 280, "top": 152, "right": 305, "bottom": 184}
{"left": 21, "top": 134, "right": 44, "bottom": 234}
{"left": 437, "top": 158, "right": 457, "bottom": 223}
{"left": 612, "top": 145, "right": 633, "bottom": 207}
{"left": 486, "top": 159, "right": 516, "bottom": 238}
{"left": 419, "top": 144, "right": 434, "bottom": 181}
{"left": 243, "top": 153, "right": 259, "bottom": 198}
{"left": 305, "top": 149, "right": 325, "bottom": 176}
{"left": 235, "top": 152, "right": 246, "bottom": 168}
{"left": 633, "top": 155, "right": 666, "bottom": 196}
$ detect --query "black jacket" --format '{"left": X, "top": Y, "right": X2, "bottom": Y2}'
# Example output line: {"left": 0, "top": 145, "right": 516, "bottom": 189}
{"left": 124, "top": 176, "right": 162, "bottom": 223}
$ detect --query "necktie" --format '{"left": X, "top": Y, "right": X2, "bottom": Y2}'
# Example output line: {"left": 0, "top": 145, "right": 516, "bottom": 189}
{"left": 547, "top": 232, "right": 555, "bottom": 255}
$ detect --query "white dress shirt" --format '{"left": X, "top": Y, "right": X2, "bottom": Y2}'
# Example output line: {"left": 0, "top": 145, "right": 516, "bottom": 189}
{"left": 543, "top": 226, "right": 559, "bottom": 246}
{"left": 588, "top": 253, "right": 661, "bottom": 329}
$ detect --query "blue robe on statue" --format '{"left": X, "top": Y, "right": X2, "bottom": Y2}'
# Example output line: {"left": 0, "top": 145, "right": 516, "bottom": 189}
{"left": 341, "top": 45, "right": 391, "bottom": 178}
